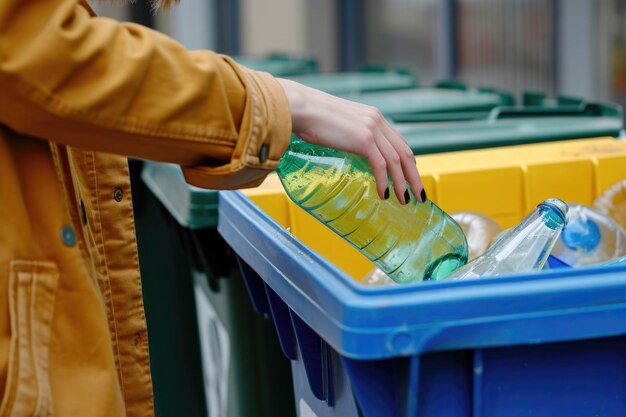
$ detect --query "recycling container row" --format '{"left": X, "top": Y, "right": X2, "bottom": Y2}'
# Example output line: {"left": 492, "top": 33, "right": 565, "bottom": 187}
{"left": 138, "top": 94, "right": 623, "bottom": 416}
{"left": 290, "top": 69, "right": 515, "bottom": 120}
{"left": 398, "top": 100, "right": 622, "bottom": 155}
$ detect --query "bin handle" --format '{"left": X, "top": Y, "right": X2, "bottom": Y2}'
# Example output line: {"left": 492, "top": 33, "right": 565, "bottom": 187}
{"left": 358, "top": 64, "right": 415, "bottom": 76}
{"left": 189, "top": 230, "right": 223, "bottom": 292}
{"left": 477, "top": 86, "right": 516, "bottom": 106}
{"left": 488, "top": 103, "right": 623, "bottom": 121}
{"left": 522, "top": 91, "right": 598, "bottom": 109}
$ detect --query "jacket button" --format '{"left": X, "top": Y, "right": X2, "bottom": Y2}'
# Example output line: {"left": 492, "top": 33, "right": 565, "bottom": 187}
{"left": 61, "top": 226, "right": 76, "bottom": 247}
{"left": 114, "top": 188, "right": 123, "bottom": 202}
{"left": 259, "top": 143, "right": 269, "bottom": 163}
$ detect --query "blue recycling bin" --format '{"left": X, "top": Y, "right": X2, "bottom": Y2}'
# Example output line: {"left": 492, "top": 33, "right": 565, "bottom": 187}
{"left": 219, "top": 191, "right": 626, "bottom": 417}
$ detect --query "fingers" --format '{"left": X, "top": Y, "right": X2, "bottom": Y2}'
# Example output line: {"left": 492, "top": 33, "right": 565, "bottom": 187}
{"left": 362, "top": 107, "right": 424, "bottom": 204}
{"left": 373, "top": 126, "right": 408, "bottom": 203}
{"left": 362, "top": 139, "right": 389, "bottom": 200}
{"left": 299, "top": 108, "right": 391, "bottom": 199}
{"left": 380, "top": 120, "right": 425, "bottom": 202}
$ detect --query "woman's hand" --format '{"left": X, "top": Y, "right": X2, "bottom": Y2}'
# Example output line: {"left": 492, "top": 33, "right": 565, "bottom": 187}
{"left": 277, "top": 78, "right": 425, "bottom": 204}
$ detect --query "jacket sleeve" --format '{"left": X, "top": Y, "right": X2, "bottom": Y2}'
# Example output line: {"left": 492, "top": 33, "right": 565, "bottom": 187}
{"left": 0, "top": 0, "right": 291, "bottom": 189}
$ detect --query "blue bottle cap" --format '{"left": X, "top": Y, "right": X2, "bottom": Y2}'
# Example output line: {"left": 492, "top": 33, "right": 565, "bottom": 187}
{"left": 561, "top": 217, "right": 601, "bottom": 252}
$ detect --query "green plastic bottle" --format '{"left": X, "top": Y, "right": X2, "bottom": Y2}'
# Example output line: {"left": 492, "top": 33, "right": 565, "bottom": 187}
{"left": 276, "top": 137, "right": 468, "bottom": 283}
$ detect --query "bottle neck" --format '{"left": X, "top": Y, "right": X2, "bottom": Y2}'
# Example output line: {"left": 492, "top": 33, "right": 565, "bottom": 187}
{"left": 537, "top": 200, "right": 568, "bottom": 229}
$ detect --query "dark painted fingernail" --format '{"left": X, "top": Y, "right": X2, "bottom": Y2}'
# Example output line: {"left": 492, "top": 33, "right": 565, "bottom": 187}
{"left": 404, "top": 189, "right": 410, "bottom": 204}
{"left": 384, "top": 187, "right": 390, "bottom": 200}
{"left": 420, "top": 188, "right": 427, "bottom": 202}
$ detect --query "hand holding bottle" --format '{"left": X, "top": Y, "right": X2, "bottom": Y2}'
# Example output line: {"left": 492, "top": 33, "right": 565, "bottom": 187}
{"left": 276, "top": 78, "right": 424, "bottom": 204}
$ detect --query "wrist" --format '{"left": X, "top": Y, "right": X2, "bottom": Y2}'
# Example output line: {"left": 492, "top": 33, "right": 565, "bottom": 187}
{"left": 276, "top": 78, "right": 310, "bottom": 133}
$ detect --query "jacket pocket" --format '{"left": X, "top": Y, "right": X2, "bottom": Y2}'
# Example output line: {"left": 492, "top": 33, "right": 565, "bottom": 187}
{"left": 0, "top": 260, "right": 59, "bottom": 417}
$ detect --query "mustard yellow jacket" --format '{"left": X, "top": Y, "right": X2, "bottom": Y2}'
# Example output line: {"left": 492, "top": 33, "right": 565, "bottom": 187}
{"left": 0, "top": 1, "right": 291, "bottom": 416}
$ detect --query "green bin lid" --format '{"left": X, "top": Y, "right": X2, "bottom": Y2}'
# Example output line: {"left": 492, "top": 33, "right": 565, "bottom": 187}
{"left": 396, "top": 102, "right": 624, "bottom": 155}
{"left": 521, "top": 91, "right": 588, "bottom": 108}
{"left": 288, "top": 66, "right": 418, "bottom": 96}
{"left": 233, "top": 54, "right": 317, "bottom": 76}
{"left": 349, "top": 82, "right": 515, "bottom": 121}
{"left": 141, "top": 163, "right": 218, "bottom": 229}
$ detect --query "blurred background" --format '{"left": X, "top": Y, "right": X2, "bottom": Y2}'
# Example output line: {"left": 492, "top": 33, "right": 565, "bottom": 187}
{"left": 93, "top": 0, "right": 626, "bottom": 109}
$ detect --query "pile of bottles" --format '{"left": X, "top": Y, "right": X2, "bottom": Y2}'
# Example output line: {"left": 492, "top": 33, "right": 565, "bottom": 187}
{"left": 277, "top": 138, "right": 626, "bottom": 285}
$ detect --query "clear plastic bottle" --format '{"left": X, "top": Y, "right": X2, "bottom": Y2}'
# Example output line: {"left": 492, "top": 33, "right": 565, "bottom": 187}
{"left": 604, "top": 254, "right": 626, "bottom": 267}
{"left": 277, "top": 138, "right": 468, "bottom": 283}
{"left": 550, "top": 204, "right": 626, "bottom": 267}
{"left": 451, "top": 212, "right": 503, "bottom": 260}
{"left": 593, "top": 179, "right": 626, "bottom": 231}
{"left": 445, "top": 199, "right": 568, "bottom": 280}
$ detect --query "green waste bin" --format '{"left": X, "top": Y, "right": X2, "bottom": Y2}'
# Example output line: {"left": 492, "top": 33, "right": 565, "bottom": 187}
{"left": 395, "top": 100, "right": 623, "bottom": 155}
{"left": 232, "top": 54, "right": 317, "bottom": 76}
{"left": 136, "top": 162, "right": 296, "bottom": 417}
{"left": 130, "top": 161, "right": 208, "bottom": 417}
{"left": 349, "top": 81, "right": 516, "bottom": 122}
{"left": 288, "top": 66, "right": 418, "bottom": 96}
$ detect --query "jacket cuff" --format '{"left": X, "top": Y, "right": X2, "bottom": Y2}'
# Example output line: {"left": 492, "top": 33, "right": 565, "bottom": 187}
{"left": 182, "top": 62, "right": 292, "bottom": 190}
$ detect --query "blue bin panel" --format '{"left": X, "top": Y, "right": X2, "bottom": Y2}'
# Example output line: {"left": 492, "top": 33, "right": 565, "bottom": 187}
{"left": 292, "top": 347, "right": 360, "bottom": 417}
{"left": 417, "top": 352, "right": 473, "bottom": 417}
{"left": 291, "top": 311, "right": 335, "bottom": 405}
{"left": 236, "top": 256, "right": 271, "bottom": 318}
{"left": 290, "top": 336, "right": 626, "bottom": 417}
{"left": 265, "top": 284, "right": 299, "bottom": 361}
{"left": 341, "top": 356, "right": 413, "bottom": 416}
{"left": 480, "top": 336, "right": 626, "bottom": 417}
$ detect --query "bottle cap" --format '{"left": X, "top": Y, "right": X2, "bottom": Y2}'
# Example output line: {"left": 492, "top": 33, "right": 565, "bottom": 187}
{"left": 537, "top": 198, "right": 569, "bottom": 224}
{"left": 561, "top": 217, "right": 601, "bottom": 252}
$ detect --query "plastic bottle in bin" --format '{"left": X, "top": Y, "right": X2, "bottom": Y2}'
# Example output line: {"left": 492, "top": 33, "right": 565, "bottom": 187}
{"left": 451, "top": 212, "right": 503, "bottom": 260}
{"left": 593, "top": 179, "right": 626, "bottom": 231}
{"left": 276, "top": 137, "right": 468, "bottom": 283}
{"left": 360, "top": 211, "right": 502, "bottom": 286}
{"left": 445, "top": 199, "right": 568, "bottom": 280}
{"left": 604, "top": 254, "right": 626, "bottom": 267}
{"left": 550, "top": 204, "right": 626, "bottom": 267}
